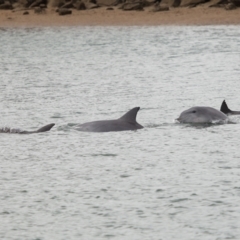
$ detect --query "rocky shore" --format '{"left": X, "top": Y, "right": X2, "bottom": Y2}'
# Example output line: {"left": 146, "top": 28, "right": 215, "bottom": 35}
{"left": 0, "top": 0, "right": 240, "bottom": 27}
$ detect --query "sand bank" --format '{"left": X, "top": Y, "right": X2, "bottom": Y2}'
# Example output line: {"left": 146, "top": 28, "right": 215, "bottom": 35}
{"left": 0, "top": 7, "right": 240, "bottom": 27}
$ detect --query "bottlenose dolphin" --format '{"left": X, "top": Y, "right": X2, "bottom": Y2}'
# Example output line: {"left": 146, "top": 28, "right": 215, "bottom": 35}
{"left": 0, "top": 123, "right": 55, "bottom": 134}
{"left": 75, "top": 107, "right": 143, "bottom": 132}
{"left": 176, "top": 106, "right": 227, "bottom": 124}
{"left": 220, "top": 100, "right": 240, "bottom": 115}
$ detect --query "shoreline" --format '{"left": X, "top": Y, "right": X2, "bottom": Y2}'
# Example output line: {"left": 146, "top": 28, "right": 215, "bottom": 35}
{"left": 0, "top": 7, "right": 240, "bottom": 27}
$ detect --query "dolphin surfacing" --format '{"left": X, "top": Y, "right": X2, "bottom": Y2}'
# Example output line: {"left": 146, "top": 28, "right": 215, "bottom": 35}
{"left": 220, "top": 100, "right": 240, "bottom": 115}
{"left": 75, "top": 107, "right": 143, "bottom": 132}
{"left": 176, "top": 106, "right": 228, "bottom": 124}
{"left": 0, "top": 123, "right": 55, "bottom": 134}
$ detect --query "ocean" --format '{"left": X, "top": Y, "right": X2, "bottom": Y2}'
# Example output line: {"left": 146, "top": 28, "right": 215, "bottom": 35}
{"left": 1, "top": 26, "right": 240, "bottom": 240}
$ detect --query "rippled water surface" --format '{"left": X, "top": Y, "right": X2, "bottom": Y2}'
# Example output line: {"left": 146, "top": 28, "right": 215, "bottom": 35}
{"left": 1, "top": 26, "right": 240, "bottom": 240}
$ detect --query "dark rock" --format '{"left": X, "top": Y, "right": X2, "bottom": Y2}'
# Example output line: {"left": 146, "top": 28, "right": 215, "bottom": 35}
{"left": 172, "top": 0, "right": 180, "bottom": 6}
{"left": 161, "top": 0, "right": 180, "bottom": 7}
{"left": 61, "top": 1, "right": 74, "bottom": 7}
{"left": 58, "top": 1, "right": 65, "bottom": 7}
{"left": 144, "top": 0, "right": 156, "bottom": 6}
{"left": 34, "top": 6, "right": 41, "bottom": 11}
{"left": 225, "top": 2, "right": 236, "bottom": 8}
{"left": 34, "top": 6, "right": 46, "bottom": 12}
{"left": 96, "top": 0, "right": 117, "bottom": 6}
{"left": 0, "top": 2, "right": 12, "bottom": 9}
{"left": 0, "top": 0, "right": 4, "bottom": 4}
{"left": 229, "top": 0, "right": 240, "bottom": 6}
{"left": 113, "top": 0, "right": 124, "bottom": 5}
{"left": 29, "top": 0, "right": 43, "bottom": 8}
{"left": 23, "top": 10, "right": 29, "bottom": 13}
{"left": 122, "top": 0, "right": 144, "bottom": 10}
{"left": 83, "top": 0, "right": 99, "bottom": 8}
{"left": 136, "top": 0, "right": 154, "bottom": 6}
{"left": 75, "top": 1, "right": 86, "bottom": 9}
{"left": 12, "top": 0, "right": 28, "bottom": 8}
{"left": 180, "top": 0, "right": 208, "bottom": 7}
{"left": 151, "top": 4, "right": 169, "bottom": 10}
{"left": 48, "top": 0, "right": 65, "bottom": 7}
{"left": 125, "top": 0, "right": 152, "bottom": 8}
{"left": 58, "top": 7, "right": 72, "bottom": 14}
{"left": 117, "top": 2, "right": 124, "bottom": 7}
{"left": 208, "top": 0, "right": 227, "bottom": 7}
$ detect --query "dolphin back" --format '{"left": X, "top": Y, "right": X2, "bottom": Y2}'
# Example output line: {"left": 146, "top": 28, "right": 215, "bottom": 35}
{"left": 20, "top": 123, "right": 55, "bottom": 134}
{"left": 76, "top": 107, "right": 143, "bottom": 132}
{"left": 0, "top": 123, "right": 55, "bottom": 134}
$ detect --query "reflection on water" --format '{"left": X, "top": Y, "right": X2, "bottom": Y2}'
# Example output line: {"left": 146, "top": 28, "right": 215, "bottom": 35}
{"left": 1, "top": 26, "right": 240, "bottom": 240}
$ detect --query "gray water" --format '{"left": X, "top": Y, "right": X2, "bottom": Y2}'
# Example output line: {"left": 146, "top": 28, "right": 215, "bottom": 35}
{"left": 1, "top": 26, "right": 240, "bottom": 240}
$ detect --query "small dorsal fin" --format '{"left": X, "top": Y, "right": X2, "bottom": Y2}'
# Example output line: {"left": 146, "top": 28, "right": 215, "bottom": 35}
{"left": 119, "top": 107, "right": 140, "bottom": 123}
{"left": 37, "top": 123, "right": 55, "bottom": 132}
{"left": 220, "top": 100, "right": 231, "bottom": 114}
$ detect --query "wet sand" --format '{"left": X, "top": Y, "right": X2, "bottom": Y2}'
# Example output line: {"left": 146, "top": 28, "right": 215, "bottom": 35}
{"left": 0, "top": 7, "right": 240, "bottom": 27}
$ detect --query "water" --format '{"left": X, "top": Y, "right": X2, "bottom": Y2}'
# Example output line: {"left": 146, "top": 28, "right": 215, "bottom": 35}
{"left": 1, "top": 26, "right": 240, "bottom": 240}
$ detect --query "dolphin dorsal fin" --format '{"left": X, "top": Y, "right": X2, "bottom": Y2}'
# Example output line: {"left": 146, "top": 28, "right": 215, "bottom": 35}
{"left": 37, "top": 123, "right": 55, "bottom": 132}
{"left": 220, "top": 100, "right": 232, "bottom": 114}
{"left": 119, "top": 107, "right": 140, "bottom": 123}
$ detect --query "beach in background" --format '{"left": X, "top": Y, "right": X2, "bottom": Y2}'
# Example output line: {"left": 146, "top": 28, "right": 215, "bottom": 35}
{"left": 0, "top": 7, "right": 240, "bottom": 27}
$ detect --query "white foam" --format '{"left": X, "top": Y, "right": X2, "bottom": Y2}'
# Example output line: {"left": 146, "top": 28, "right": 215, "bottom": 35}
{"left": 0, "top": 127, "right": 23, "bottom": 133}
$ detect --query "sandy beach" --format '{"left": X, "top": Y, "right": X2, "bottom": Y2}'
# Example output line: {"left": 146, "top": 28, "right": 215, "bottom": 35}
{"left": 0, "top": 7, "right": 240, "bottom": 27}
